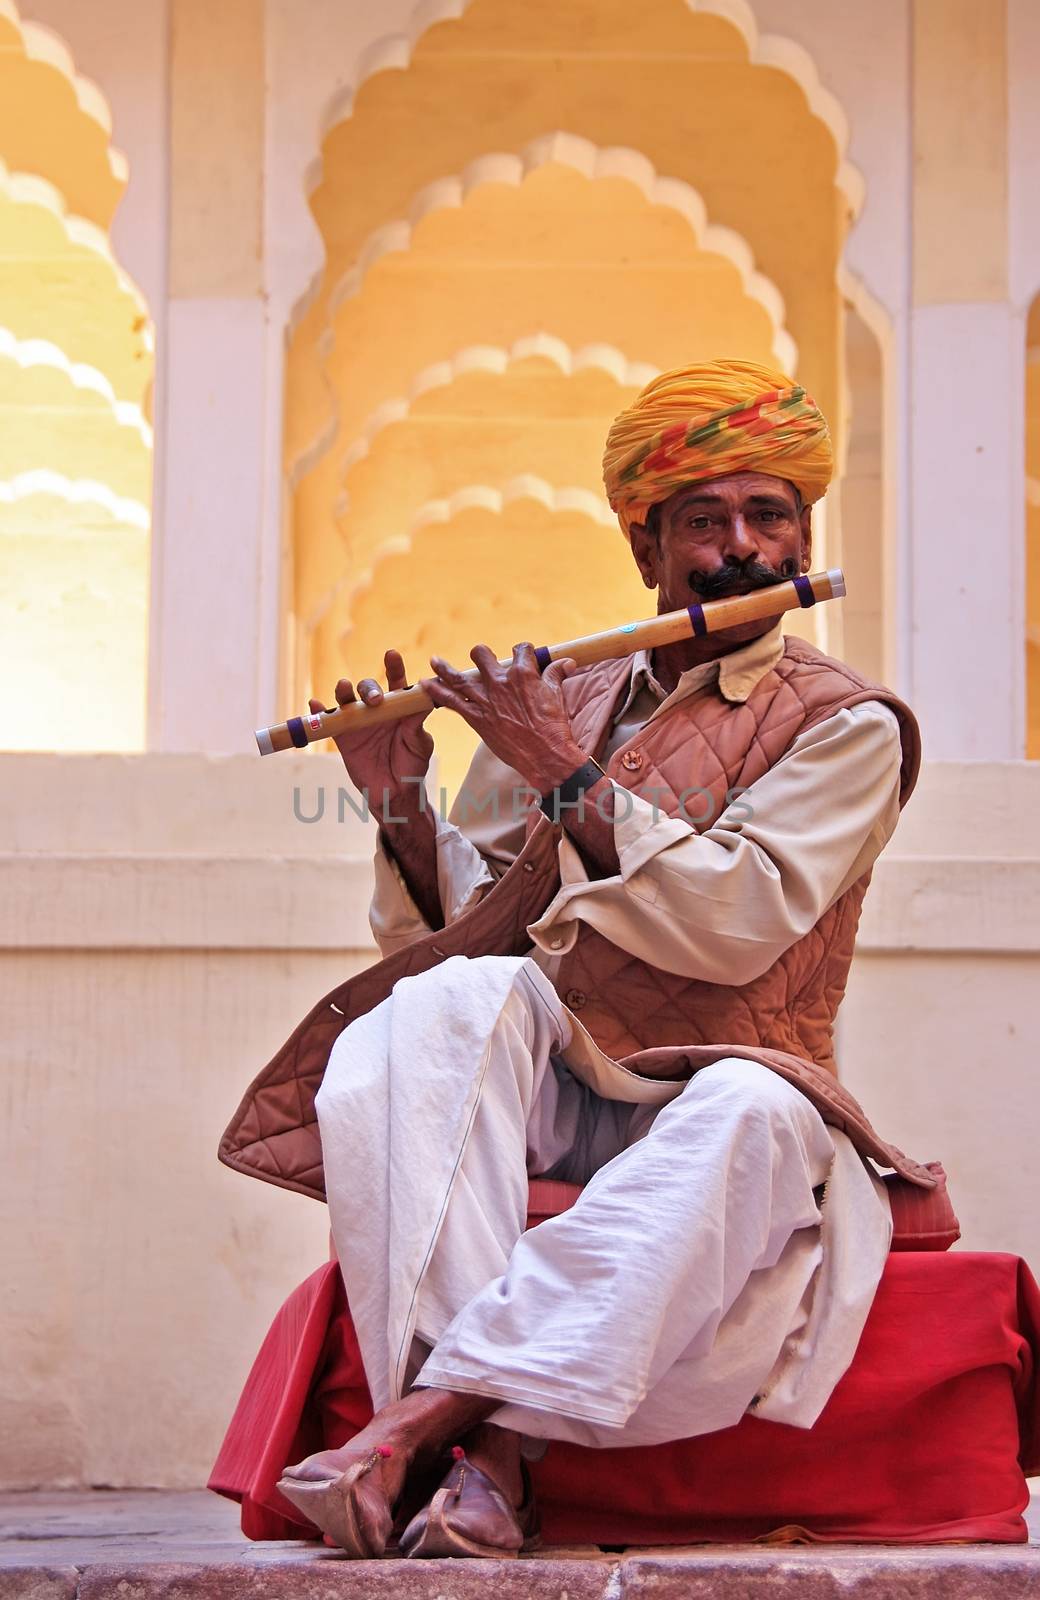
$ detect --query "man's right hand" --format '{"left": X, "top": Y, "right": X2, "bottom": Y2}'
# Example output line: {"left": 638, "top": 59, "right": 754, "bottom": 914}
{"left": 310, "top": 649, "right": 434, "bottom": 822}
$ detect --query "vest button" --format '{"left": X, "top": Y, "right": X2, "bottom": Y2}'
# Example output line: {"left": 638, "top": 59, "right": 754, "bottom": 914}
{"left": 620, "top": 749, "right": 643, "bottom": 771}
{"left": 522, "top": 861, "right": 535, "bottom": 873}
{"left": 564, "top": 988, "right": 587, "bottom": 1010}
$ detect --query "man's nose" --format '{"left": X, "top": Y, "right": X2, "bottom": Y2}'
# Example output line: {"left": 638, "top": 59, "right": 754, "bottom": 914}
{"left": 719, "top": 514, "right": 757, "bottom": 561}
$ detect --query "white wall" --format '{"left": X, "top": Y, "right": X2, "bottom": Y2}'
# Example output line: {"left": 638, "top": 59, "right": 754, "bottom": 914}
{"left": 0, "top": 751, "right": 374, "bottom": 1488}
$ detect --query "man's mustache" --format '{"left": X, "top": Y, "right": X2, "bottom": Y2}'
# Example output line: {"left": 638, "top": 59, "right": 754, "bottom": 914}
{"left": 687, "top": 557, "right": 796, "bottom": 600}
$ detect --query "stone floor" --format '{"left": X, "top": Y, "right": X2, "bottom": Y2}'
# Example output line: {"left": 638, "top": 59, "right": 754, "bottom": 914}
{"left": 0, "top": 1490, "right": 1038, "bottom": 1599}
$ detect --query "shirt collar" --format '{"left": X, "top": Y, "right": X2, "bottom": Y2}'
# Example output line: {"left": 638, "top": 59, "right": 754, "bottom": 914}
{"left": 614, "top": 620, "right": 785, "bottom": 723}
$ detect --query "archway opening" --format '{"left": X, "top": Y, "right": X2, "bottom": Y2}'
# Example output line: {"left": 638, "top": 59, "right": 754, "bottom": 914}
{"left": 0, "top": 6, "right": 153, "bottom": 751}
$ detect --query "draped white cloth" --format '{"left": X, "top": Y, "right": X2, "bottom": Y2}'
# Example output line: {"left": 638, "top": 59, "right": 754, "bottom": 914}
{"left": 316, "top": 953, "right": 892, "bottom": 1447}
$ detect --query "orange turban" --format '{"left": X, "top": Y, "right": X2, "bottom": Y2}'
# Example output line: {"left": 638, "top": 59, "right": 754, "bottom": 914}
{"left": 602, "top": 359, "right": 833, "bottom": 538}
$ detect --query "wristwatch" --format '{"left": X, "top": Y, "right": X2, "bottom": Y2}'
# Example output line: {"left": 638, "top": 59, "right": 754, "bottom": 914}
{"left": 539, "top": 758, "right": 607, "bottom": 823}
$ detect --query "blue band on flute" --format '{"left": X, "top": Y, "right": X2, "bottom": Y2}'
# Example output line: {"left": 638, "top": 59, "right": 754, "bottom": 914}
{"left": 287, "top": 716, "right": 309, "bottom": 749}
{"left": 534, "top": 645, "right": 552, "bottom": 671}
{"left": 793, "top": 575, "right": 816, "bottom": 608}
{"left": 687, "top": 602, "right": 708, "bottom": 637}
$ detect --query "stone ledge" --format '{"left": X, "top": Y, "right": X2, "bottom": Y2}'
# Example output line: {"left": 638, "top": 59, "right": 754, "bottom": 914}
{"left": 5, "top": 853, "right": 1040, "bottom": 954}
{"left": 3, "top": 1550, "right": 1040, "bottom": 1600}
{"left": 0, "top": 855, "right": 378, "bottom": 950}
{"left": 1, "top": 1493, "right": 1038, "bottom": 1600}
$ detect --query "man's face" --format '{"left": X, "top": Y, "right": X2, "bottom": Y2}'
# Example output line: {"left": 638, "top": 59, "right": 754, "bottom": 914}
{"left": 628, "top": 471, "right": 812, "bottom": 619}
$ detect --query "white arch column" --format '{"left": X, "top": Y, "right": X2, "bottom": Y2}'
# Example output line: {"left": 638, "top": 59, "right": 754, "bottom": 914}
{"left": 906, "top": 0, "right": 1023, "bottom": 759}
{"left": 31, "top": 0, "right": 275, "bottom": 754}
{"left": 152, "top": 0, "right": 268, "bottom": 752}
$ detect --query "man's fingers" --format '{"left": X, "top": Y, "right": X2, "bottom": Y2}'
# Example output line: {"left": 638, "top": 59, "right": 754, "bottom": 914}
{"left": 429, "top": 654, "right": 470, "bottom": 685}
{"left": 334, "top": 678, "right": 358, "bottom": 706}
{"left": 542, "top": 656, "right": 578, "bottom": 689}
{"left": 356, "top": 677, "right": 384, "bottom": 706}
{"left": 422, "top": 674, "right": 462, "bottom": 710}
{"left": 469, "top": 643, "right": 501, "bottom": 682}
{"left": 384, "top": 649, "right": 409, "bottom": 692}
{"left": 422, "top": 673, "right": 482, "bottom": 720}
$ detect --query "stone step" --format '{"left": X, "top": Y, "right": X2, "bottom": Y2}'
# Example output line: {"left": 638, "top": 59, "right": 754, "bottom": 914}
{"left": 1, "top": 1491, "right": 1038, "bottom": 1600}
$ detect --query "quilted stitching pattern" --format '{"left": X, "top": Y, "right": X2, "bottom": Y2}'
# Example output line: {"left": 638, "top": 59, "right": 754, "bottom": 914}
{"left": 552, "top": 640, "right": 926, "bottom": 1171}
{"left": 219, "top": 637, "right": 931, "bottom": 1201}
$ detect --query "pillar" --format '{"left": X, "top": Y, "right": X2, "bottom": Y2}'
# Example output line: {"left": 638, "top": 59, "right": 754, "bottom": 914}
{"left": 152, "top": 0, "right": 269, "bottom": 751}
{"left": 908, "top": 0, "right": 1023, "bottom": 758}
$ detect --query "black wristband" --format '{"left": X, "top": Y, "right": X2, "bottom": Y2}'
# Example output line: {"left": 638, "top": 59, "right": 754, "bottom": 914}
{"left": 539, "top": 759, "right": 606, "bottom": 823}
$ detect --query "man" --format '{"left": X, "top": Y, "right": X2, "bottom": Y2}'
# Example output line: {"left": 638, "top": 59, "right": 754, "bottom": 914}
{"left": 234, "top": 360, "right": 931, "bottom": 1559}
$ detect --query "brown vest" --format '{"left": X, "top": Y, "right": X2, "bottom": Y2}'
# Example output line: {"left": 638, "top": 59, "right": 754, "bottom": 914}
{"left": 218, "top": 637, "right": 934, "bottom": 1200}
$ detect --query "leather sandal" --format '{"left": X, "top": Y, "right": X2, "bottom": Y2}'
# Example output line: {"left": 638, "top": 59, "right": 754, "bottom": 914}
{"left": 276, "top": 1445, "right": 395, "bottom": 1558}
{"left": 399, "top": 1447, "right": 540, "bottom": 1560}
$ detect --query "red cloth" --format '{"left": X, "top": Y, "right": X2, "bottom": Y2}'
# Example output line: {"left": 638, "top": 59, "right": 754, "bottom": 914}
{"left": 210, "top": 1250, "right": 1040, "bottom": 1545}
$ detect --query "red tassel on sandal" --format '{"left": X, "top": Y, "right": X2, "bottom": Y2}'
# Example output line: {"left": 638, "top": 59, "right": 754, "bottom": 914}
{"left": 399, "top": 1449, "right": 540, "bottom": 1560}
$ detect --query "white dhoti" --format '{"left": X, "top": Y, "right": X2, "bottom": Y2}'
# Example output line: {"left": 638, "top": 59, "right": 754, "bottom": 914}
{"left": 316, "top": 953, "right": 892, "bottom": 1449}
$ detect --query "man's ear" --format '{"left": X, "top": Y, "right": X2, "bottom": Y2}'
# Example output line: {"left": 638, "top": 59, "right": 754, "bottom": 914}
{"left": 628, "top": 520, "right": 658, "bottom": 589}
{"left": 799, "top": 504, "right": 813, "bottom": 572}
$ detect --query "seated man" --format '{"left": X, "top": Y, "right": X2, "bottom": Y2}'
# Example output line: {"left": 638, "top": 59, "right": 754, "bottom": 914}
{"left": 261, "top": 360, "right": 933, "bottom": 1559}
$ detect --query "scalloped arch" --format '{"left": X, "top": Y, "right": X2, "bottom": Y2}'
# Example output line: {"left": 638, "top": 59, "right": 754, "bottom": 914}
{"left": 287, "top": 0, "right": 854, "bottom": 496}
{"left": 325, "top": 134, "right": 798, "bottom": 377}
{"left": 319, "top": 0, "right": 861, "bottom": 217}
{"left": 314, "top": 479, "right": 647, "bottom": 795}
{"left": 292, "top": 140, "right": 797, "bottom": 485}
{"left": 0, "top": 160, "right": 152, "bottom": 406}
{"left": 292, "top": 158, "right": 788, "bottom": 625}
{"left": 322, "top": 473, "right": 620, "bottom": 631}
{"left": 329, "top": 340, "right": 649, "bottom": 611}
{"left": 0, "top": 328, "right": 152, "bottom": 503}
{"left": 0, "top": 471, "right": 149, "bottom": 532}
{"left": 340, "top": 334, "right": 658, "bottom": 480}
{"left": 0, "top": 328, "right": 151, "bottom": 444}
{"left": 287, "top": 0, "right": 860, "bottom": 714}
{"left": 0, "top": 0, "right": 127, "bottom": 226}
{"left": 307, "top": 148, "right": 793, "bottom": 476}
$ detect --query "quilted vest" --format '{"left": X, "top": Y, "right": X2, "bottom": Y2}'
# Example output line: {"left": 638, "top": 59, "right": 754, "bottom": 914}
{"left": 550, "top": 635, "right": 921, "bottom": 1074}
{"left": 219, "top": 636, "right": 933, "bottom": 1201}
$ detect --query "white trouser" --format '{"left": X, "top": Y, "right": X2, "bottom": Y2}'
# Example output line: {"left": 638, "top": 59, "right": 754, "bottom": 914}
{"left": 316, "top": 954, "right": 890, "bottom": 1448}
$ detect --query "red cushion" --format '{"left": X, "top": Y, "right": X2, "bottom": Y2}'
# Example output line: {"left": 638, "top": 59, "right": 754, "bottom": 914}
{"left": 210, "top": 1249, "right": 1040, "bottom": 1545}
{"left": 527, "top": 1166, "right": 961, "bottom": 1252}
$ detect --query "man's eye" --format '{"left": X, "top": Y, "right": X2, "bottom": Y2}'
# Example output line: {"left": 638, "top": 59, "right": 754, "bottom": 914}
{"left": 688, "top": 516, "right": 711, "bottom": 529}
{"left": 758, "top": 509, "right": 781, "bottom": 521}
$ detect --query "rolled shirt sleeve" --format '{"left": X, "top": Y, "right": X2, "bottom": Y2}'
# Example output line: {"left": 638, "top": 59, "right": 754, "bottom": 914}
{"left": 367, "top": 740, "right": 535, "bottom": 957}
{"left": 526, "top": 701, "right": 905, "bottom": 985}
{"left": 368, "top": 810, "right": 495, "bottom": 957}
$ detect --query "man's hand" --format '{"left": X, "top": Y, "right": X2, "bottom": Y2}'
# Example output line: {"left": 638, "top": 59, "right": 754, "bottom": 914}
{"left": 311, "top": 649, "right": 433, "bottom": 819}
{"left": 313, "top": 650, "right": 443, "bottom": 928}
{"left": 422, "top": 642, "right": 621, "bottom": 879}
{"left": 421, "top": 642, "right": 585, "bottom": 793}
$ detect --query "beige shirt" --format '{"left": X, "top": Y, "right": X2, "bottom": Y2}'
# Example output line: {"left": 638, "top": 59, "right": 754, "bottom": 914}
{"left": 370, "top": 622, "right": 904, "bottom": 986}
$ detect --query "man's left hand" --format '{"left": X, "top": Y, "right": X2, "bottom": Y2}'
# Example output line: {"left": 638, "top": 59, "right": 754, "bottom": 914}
{"left": 421, "top": 642, "right": 585, "bottom": 793}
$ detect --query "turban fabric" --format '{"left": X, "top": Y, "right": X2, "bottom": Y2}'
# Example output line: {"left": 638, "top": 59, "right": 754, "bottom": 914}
{"left": 602, "top": 359, "right": 833, "bottom": 539}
